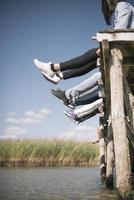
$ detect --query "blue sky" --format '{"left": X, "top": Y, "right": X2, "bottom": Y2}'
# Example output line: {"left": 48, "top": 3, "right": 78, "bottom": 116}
{"left": 0, "top": 0, "right": 109, "bottom": 141}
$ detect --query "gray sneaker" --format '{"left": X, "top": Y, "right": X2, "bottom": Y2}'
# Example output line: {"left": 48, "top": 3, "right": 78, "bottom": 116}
{"left": 51, "top": 88, "right": 69, "bottom": 106}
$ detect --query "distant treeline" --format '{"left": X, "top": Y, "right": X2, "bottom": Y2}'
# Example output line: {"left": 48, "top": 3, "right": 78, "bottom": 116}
{"left": 0, "top": 139, "right": 99, "bottom": 167}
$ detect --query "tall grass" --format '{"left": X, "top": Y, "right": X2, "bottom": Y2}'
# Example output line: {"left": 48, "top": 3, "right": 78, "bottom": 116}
{"left": 0, "top": 139, "right": 99, "bottom": 167}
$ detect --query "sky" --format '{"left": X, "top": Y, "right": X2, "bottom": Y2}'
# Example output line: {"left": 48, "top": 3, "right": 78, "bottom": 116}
{"left": 0, "top": 0, "right": 110, "bottom": 141}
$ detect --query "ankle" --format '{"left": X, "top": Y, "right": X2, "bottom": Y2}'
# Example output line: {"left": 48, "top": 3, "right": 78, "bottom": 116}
{"left": 51, "top": 64, "right": 56, "bottom": 72}
{"left": 51, "top": 63, "right": 60, "bottom": 72}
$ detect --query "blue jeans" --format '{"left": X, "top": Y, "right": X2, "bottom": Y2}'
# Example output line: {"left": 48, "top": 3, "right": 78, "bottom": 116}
{"left": 65, "top": 72, "right": 101, "bottom": 106}
{"left": 74, "top": 98, "right": 103, "bottom": 124}
{"left": 113, "top": 2, "right": 134, "bottom": 29}
{"left": 78, "top": 109, "right": 98, "bottom": 123}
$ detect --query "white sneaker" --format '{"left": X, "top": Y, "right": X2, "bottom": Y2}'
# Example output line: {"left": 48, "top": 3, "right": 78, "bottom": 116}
{"left": 33, "top": 58, "right": 55, "bottom": 78}
{"left": 41, "top": 71, "right": 61, "bottom": 84}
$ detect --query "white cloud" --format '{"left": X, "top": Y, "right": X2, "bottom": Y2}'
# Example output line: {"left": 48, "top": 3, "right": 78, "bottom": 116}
{"left": 7, "top": 112, "right": 17, "bottom": 117}
{"left": 0, "top": 135, "right": 20, "bottom": 140}
{"left": 5, "top": 126, "right": 27, "bottom": 135}
{"left": 0, "top": 126, "right": 28, "bottom": 140}
{"left": 60, "top": 125, "right": 97, "bottom": 142}
{"left": 24, "top": 110, "right": 43, "bottom": 119}
{"left": 6, "top": 117, "right": 19, "bottom": 124}
{"left": 6, "top": 108, "right": 51, "bottom": 125}
{"left": 39, "top": 108, "right": 51, "bottom": 115}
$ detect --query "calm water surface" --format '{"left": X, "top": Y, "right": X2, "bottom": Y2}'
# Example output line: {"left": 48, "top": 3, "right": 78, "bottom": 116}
{"left": 0, "top": 167, "right": 118, "bottom": 200}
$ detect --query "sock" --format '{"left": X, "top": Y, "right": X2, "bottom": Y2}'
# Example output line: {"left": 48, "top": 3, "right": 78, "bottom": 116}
{"left": 51, "top": 64, "right": 57, "bottom": 72}
{"left": 51, "top": 63, "right": 61, "bottom": 72}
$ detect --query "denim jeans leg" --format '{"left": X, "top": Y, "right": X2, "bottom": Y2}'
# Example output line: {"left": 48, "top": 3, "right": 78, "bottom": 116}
{"left": 78, "top": 109, "right": 99, "bottom": 123}
{"left": 74, "top": 98, "right": 102, "bottom": 118}
{"left": 76, "top": 86, "right": 99, "bottom": 106}
{"left": 114, "top": 2, "right": 134, "bottom": 29}
{"left": 65, "top": 72, "right": 101, "bottom": 104}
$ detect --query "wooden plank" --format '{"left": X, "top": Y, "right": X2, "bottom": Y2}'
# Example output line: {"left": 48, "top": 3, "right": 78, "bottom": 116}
{"left": 99, "top": 29, "right": 134, "bottom": 33}
{"left": 99, "top": 124, "right": 106, "bottom": 181}
{"left": 110, "top": 48, "right": 131, "bottom": 197}
{"left": 96, "top": 32, "right": 134, "bottom": 42}
{"left": 106, "top": 118, "right": 114, "bottom": 188}
{"left": 126, "top": 121, "right": 134, "bottom": 148}
{"left": 123, "top": 59, "right": 134, "bottom": 67}
{"left": 101, "top": 40, "right": 110, "bottom": 120}
{"left": 124, "top": 77, "right": 134, "bottom": 129}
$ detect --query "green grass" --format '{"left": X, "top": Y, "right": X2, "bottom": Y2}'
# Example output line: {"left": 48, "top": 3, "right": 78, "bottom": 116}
{"left": 0, "top": 139, "right": 99, "bottom": 167}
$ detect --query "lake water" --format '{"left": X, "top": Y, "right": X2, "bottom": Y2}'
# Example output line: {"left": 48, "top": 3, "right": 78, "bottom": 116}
{"left": 0, "top": 167, "right": 118, "bottom": 200}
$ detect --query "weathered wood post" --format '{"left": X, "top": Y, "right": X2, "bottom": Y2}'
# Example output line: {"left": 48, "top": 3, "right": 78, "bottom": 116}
{"left": 110, "top": 48, "right": 131, "bottom": 198}
{"left": 100, "top": 39, "right": 114, "bottom": 188}
{"left": 106, "top": 116, "right": 114, "bottom": 188}
{"left": 124, "top": 77, "right": 134, "bottom": 186}
{"left": 99, "top": 124, "right": 106, "bottom": 181}
{"left": 95, "top": 30, "right": 134, "bottom": 198}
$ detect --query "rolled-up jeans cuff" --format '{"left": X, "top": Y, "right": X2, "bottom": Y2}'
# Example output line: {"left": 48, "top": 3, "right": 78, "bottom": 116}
{"left": 65, "top": 89, "right": 79, "bottom": 106}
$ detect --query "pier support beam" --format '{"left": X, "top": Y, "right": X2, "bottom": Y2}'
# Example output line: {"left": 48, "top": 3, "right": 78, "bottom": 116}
{"left": 99, "top": 124, "right": 106, "bottom": 181}
{"left": 110, "top": 48, "right": 131, "bottom": 198}
{"left": 106, "top": 118, "right": 114, "bottom": 188}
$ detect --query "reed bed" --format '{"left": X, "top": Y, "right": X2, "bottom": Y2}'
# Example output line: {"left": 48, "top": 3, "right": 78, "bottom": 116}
{"left": 0, "top": 139, "right": 99, "bottom": 167}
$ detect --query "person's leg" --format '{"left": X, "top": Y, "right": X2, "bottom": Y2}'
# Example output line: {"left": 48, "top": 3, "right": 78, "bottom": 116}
{"left": 75, "top": 87, "right": 99, "bottom": 106}
{"left": 114, "top": 2, "right": 133, "bottom": 29}
{"left": 64, "top": 99, "right": 102, "bottom": 123}
{"left": 51, "top": 72, "right": 101, "bottom": 107}
{"left": 63, "top": 72, "right": 100, "bottom": 106}
{"left": 62, "top": 61, "right": 98, "bottom": 79}
{"left": 51, "top": 85, "right": 100, "bottom": 108}
{"left": 67, "top": 85, "right": 99, "bottom": 107}
{"left": 33, "top": 48, "right": 99, "bottom": 84}
{"left": 74, "top": 98, "right": 102, "bottom": 118}
{"left": 77, "top": 109, "right": 98, "bottom": 123}
{"left": 75, "top": 79, "right": 105, "bottom": 106}
{"left": 59, "top": 48, "right": 98, "bottom": 71}
{"left": 64, "top": 109, "right": 98, "bottom": 124}
{"left": 65, "top": 72, "right": 101, "bottom": 97}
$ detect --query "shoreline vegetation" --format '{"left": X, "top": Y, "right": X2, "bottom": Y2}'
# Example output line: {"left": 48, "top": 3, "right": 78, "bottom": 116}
{"left": 0, "top": 139, "right": 99, "bottom": 167}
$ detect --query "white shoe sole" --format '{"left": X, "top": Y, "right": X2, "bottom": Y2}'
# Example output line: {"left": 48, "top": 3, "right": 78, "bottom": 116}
{"left": 63, "top": 110, "right": 78, "bottom": 123}
{"left": 41, "top": 71, "right": 60, "bottom": 84}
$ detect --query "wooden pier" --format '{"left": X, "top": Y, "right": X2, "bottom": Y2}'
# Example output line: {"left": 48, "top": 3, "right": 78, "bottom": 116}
{"left": 96, "top": 29, "right": 134, "bottom": 199}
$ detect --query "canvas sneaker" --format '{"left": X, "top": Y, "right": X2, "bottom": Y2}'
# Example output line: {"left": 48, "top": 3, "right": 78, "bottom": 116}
{"left": 33, "top": 58, "right": 55, "bottom": 78}
{"left": 64, "top": 110, "right": 79, "bottom": 124}
{"left": 41, "top": 71, "right": 60, "bottom": 84}
{"left": 51, "top": 88, "right": 69, "bottom": 106}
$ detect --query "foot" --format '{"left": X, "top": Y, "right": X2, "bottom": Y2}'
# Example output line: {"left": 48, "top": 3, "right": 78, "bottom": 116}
{"left": 64, "top": 110, "right": 79, "bottom": 124}
{"left": 33, "top": 58, "right": 55, "bottom": 77}
{"left": 42, "top": 71, "right": 60, "bottom": 84}
{"left": 51, "top": 88, "right": 69, "bottom": 106}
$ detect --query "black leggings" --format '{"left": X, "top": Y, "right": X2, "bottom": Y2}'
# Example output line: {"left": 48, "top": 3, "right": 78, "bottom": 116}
{"left": 63, "top": 61, "right": 98, "bottom": 79}
{"left": 60, "top": 48, "right": 99, "bottom": 79}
